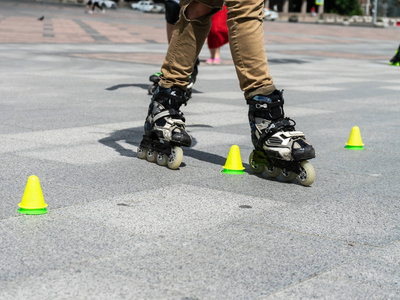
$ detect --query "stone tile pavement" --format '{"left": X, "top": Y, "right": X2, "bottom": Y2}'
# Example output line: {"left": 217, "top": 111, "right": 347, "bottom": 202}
{"left": 1, "top": 0, "right": 400, "bottom": 299}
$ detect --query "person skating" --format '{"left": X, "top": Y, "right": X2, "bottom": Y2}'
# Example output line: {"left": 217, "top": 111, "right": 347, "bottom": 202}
{"left": 138, "top": 0, "right": 316, "bottom": 185}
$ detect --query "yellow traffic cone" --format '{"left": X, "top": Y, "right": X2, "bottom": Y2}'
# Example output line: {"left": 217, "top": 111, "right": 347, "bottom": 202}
{"left": 18, "top": 175, "right": 48, "bottom": 215}
{"left": 345, "top": 126, "right": 364, "bottom": 150}
{"left": 222, "top": 145, "right": 245, "bottom": 174}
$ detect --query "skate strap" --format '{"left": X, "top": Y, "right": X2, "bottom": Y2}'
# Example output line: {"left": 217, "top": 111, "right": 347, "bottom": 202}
{"left": 170, "top": 92, "right": 189, "bottom": 106}
{"left": 157, "top": 88, "right": 189, "bottom": 106}
{"left": 168, "top": 109, "right": 185, "bottom": 121}
{"left": 258, "top": 118, "right": 296, "bottom": 144}
{"left": 246, "top": 94, "right": 284, "bottom": 108}
{"left": 152, "top": 109, "right": 185, "bottom": 123}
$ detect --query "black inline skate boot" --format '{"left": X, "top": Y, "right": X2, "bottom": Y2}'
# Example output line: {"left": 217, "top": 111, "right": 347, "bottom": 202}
{"left": 138, "top": 86, "right": 191, "bottom": 169}
{"left": 247, "top": 90, "right": 316, "bottom": 186}
{"left": 389, "top": 46, "right": 400, "bottom": 66}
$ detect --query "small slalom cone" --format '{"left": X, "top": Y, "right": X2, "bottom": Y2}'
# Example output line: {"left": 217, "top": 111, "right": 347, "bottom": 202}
{"left": 18, "top": 175, "right": 48, "bottom": 215}
{"left": 345, "top": 126, "right": 364, "bottom": 150}
{"left": 222, "top": 145, "right": 245, "bottom": 174}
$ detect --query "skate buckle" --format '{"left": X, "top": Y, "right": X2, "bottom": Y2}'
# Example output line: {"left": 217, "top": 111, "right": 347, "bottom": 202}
{"left": 255, "top": 103, "right": 269, "bottom": 109}
{"left": 266, "top": 123, "right": 276, "bottom": 133}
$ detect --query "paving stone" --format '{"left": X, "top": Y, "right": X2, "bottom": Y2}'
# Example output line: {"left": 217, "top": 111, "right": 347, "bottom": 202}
{"left": 1, "top": 0, "right": 399, "bottom": 298}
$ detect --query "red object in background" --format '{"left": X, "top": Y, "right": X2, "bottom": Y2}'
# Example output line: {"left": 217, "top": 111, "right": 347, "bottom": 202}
{"left": 207, "top": 6, "right": 229, "bottom": 49}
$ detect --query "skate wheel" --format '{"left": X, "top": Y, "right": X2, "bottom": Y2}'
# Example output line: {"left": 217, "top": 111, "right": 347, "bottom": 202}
{"left": 137, "top": 147, "right": 147, "bottom": 159}
{"left": 297, "top": 160, "right": 315, "bottom": 186}
{"left": 157, "top": 153, "right": 168, "bottom": 166}
{"left": 148, "top": 84, "right": 157, "bottom": 95}
{"left": 281, "top": 168, "right": 297, "bottom": 182}
{"left": 265, "top": 165, "right": 281, "bottom": 178}
{"left": 167, "top": 146, "right": 183, "bottom": 170}
{"left": 249, "top": 151, "right": 265, "bottom": 174}
{"left": 146, "top": 149, "right": 157, "bottom": 163}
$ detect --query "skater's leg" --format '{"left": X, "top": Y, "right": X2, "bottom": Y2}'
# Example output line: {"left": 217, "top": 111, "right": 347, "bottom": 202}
{"left": 159, "top": 0, "right": 223, "bottom": 89}
{"left": 225, "top": 0, "right": 276, "bottom": 99}
{"left": 223, "top": 1, "right": 315, "bottom": 168}
{"left": 141, "top": 0, "right": 223, "bottom": 169}
{"left": 165, "top": 0, "right": 181, "bottom": 42}
{"left": 149, "top": 1, "right": 212, "bottom": 95}
{"left": 148, "top": 0, "right": 180, "bottom": 95}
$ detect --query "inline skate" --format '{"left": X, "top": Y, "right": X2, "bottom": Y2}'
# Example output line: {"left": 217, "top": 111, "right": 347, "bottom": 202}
{"left": 389, "top": 47, "right": 400, "bottom": 66}
{"left": 137, "top": 86, "right": 191, "bottom": 169}
{"left": 148, "top": 58, "right": 200, "bottom": 97}
{"left": 247, "top": 90, "right": 316, "bottom": 186}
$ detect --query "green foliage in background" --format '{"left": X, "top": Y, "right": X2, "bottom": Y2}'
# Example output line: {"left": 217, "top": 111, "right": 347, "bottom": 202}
{"left": 332, "top": 0, "right": 363, "bottom": 15}
{"left": 387, "top": 0, "right": 400, "bottom": 17}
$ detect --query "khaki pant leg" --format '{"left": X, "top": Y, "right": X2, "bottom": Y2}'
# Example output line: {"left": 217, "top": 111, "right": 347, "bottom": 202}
{"left": 225, "top": 0, "right": 276, "bottom": 99}
{"left": 160, "top": 0, "right": 224, "bottom": 89}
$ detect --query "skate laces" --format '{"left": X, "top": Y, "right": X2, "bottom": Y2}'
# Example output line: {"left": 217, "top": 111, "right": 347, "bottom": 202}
{"left": 266, "top": 118, "right": 296, "bottom": 134}
{"left": 257, "top": 118, "right": 296, "bottom": 147}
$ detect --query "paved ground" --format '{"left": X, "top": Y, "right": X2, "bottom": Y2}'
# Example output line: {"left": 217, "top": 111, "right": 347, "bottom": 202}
{"left": 1, "top": 0, "right": 400, "bottom": 299}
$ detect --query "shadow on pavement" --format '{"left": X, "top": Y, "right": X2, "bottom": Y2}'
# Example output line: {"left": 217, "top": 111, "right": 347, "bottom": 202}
{"left": 106, "top": 83, "right": 148, "bottom": 91}
{"left": 105, "top": 83, "right": 202, "bottom": 94}
{"left": 269, "top": 58, "right": 309, "bottom": 64}
{"left": 98, "top": 126, "right": 230, "bottom": 168}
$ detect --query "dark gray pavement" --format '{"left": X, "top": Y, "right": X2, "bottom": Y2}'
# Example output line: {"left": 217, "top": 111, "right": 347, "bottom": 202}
{"left": 1, "top": 0, "right": 400, "bottom": 299}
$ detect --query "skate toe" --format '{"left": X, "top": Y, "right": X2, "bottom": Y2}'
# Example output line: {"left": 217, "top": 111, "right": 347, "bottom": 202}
{"left": 292, "top": 140, "right": 315, "bottom": 161}
{"left": 172, "top": 132, "right": 191, "bottom": 147}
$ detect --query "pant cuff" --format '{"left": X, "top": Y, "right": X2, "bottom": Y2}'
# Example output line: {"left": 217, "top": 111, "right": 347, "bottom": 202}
{"left": 244, "top": 85, "right": 277, "bottom": 100}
